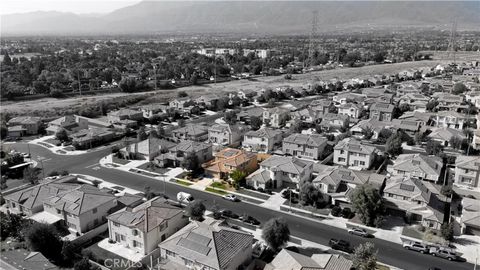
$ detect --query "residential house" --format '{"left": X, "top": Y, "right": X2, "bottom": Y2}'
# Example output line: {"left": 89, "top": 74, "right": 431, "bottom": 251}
{"left": 70, "top": 127, "right": 116, "bottom": 149}
{"left": 108, "top": 109, "right": 143, "bottom": 123}
{"left": 333, "top": 138, "right": 377, "bottom": 170}
{"left": 4, "top": 176, "right": 80, "bottom": 216}
{"left": 247, "top": 155, "right": 313, "bottom": 189}
{"left": 265, "top": 248, "right": 352, "bottom": 270}
{"left": 195, "top": 94, "right": 221, "bottom": 108}
{"left": 350, "top": 118, "right": 389, "bottom": 139}
{"left": 427, "top": 127, "right": 466, "bottom": 147}
{"left": 141, "top": 104, "right": 167, "bottom": 119}
{"left": 283, "top": 133, "right": 328, "bottom": 160}
{"left": 237, "top": 107, "right": 266, "bottom": 124}
{"left": 172, "top": 124, "right": 209, "bottom": 142}
{"left": 237, "top": 89, "right": 257, "bottom": 100}
{"left": 107, "top": 197, "right": 189, "bottom": 255}
{"left": 369, "top": 103, "right": 394, "bottom": 122}
{"left": 263, "top": 107, "right": 290, "bottom": 128}
{"left": 156, "top": 140, "right": 212, "bottom": 168}
{"left": 290, "top": 108, "right": 316, "bottom": 125}
{"left": 391, "top": 119, "right": 421, "bottom": 136}
{"left": 208, "top": 124, "right": 244, "bottom": 146}
{"left": 338, "top": 103, "right": 362, "bottom": 119}
{"left": 332, "top": 92, "right": 365, "bottom": 106}
{"left": 398, "top": 111, "right": 433, "bottom": 127}
{"left": 454, "top": 155, "right": 480, "bottom": 189}
{"left": 122, "top": 137, "right": 176, "bottom": 161}
{"left": 434, "top": 111, "right": 467, "bottom": 130}
{"left": 389, "top": 154, "right": 442, "bottom": 182}
{"left": 0, "top": 251, "right": 59, "bottom": 270}
{"left": 242, "top": 127, "right": 283, "bottom": 153}
{"left": 319, "top": 113, "right": 349, "bottom": 130}
{"left": 434, "top": 93, "right": 464, "bottom": 111}
{"left": 46, "top": 115, "right": 88, "bottom": 135}
{"left": 383, "top": 176, "right": 445, "bottom": 230}
{"left": 169, "top": 97, "right": 192, "bottom": 109}
{"left": 313, "top": 166, "right": 386, "bottom": 205}
{"left": 398, "top": 93, "right": 430, "bottom": 112}
{"left": 310, "top": 100, "right": 332, "bottom": 118}
{"left": 7, "top": 116, "right": 41, "bottom": 135}
{"left": 159, "top": 220, "right": 253, "bottom": 270}
{"left": 43, "top": 185, "right": 118, "bottom": 233}
{"left": 460, "top": 197, "right": 480, "bottom": 235}
{"left": 203, "top": 148, "right": 258, "bottom": 179}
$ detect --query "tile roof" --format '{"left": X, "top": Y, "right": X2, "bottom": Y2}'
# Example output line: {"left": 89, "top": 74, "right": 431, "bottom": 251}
{"left": 245, "top": 127, "right": 282, "bottom": 139}
{"left": 393, "top": 154, "right": 442, "bottom": 178}
{"left": 45, "top": 185, "right": 116, "bottom": 215}
{"left": 334, "top": 138, "right": 376, "bottom": 155}
{"left": 370, "top": 102, "right": 394, "bottom": 113}
{"left": 173, "top": 124, "right": 209, "bottom": 136}
{"left": 261, "top": 155, "right": 313, "bottom": 175}
{"left": 428, "top": 127, "right": 466, "bottom": 142}
{"left": 268, "top": 249, "right": 352, "bottom": 270}
{"left": 284, "top": 133, "right": 328, "bottom": 147}
{"left": 8, "top": 116, "right": 41, "bottom": 125}
{"left": 171, "top": 140, "right": 211, "bottom": 153}
{"left": 455, "top": 155, "right": 480, "bottom": 171}
{"left": 159, "top": 220, "right": 253, "bottom": 270}
{"left": 108, "top": 197, "right": 183, "bottom": 232}
{"left": 313, "top": 167, "right": 386, "bottom": 189}
{"left": 384, "top": 176, "right": 432, "bottom": 204}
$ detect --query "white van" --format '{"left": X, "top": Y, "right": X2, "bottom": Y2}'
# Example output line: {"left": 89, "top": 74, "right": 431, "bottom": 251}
{"left": 177, "top": 192, "right": 194, "bottom": 204}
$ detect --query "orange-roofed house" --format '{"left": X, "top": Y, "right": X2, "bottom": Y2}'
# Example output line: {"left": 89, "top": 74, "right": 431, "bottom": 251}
{"left": 203, "top": 148, "right": 258, "bottom": 179}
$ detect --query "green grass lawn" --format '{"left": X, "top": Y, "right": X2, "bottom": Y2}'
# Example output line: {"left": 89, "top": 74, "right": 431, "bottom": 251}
{"left": 205, "top": 187, "right": 228, "bottom": 195}
{"left": 177, "top": 179, "right": 193, "bottom": 186}
{"left": 210, "top": 181, "right": 227, "bottom": 189}
{"left": 112, "top": 156, "right": 131, "bottom": 165}
{"left": 402, "top": 226, "right": 424, "bottom": 240}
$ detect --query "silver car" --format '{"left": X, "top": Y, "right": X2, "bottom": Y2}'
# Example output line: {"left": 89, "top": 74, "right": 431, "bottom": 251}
{"left": 348, "top": 227, "right": 369, "bottom": 237}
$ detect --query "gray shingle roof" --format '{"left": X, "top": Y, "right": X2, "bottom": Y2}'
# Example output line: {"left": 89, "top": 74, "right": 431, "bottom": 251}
{"left": 334, "top": 138, "right": 376, "bottom": 155}
{"left": 283, "top": 133, "right": 327, "bottom": 147}
{"left": 261, "top": 155, "right": 313, "bottom": 175}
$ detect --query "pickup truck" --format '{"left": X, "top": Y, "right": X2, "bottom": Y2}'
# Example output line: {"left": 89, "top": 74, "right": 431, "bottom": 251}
{"left": 402, "top": 241, "right": 430, "bottom": 254}
{"left": 429, "top": 246, "right": 461, "bottom": 261}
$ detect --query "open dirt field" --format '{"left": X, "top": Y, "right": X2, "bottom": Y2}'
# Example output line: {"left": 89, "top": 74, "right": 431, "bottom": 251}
{"left": 1, "top": 60, "right": 445, "bottom": 116}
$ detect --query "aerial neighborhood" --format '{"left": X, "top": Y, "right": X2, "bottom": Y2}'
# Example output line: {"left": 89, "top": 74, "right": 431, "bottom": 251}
{"left": 1, "top": 10, "right": 480, "bottom": 270}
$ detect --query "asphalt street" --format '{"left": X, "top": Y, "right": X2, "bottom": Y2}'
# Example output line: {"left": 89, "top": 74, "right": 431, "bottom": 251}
{"left": 6, "top": 143, "right": 476, "bottom": 270}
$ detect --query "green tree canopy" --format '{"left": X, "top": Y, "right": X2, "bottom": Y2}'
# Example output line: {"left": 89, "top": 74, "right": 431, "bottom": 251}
{"left": 350, "top": 184, "right": 385, "bottom": 227}
{"left": 353, "top": 242, "right": 378, "bottom": 270}
{"left": 187, "top": 201, "right": 206, "bottom": 221}
{"left": 262, "top": 217, "right": 290, "bottom": 252}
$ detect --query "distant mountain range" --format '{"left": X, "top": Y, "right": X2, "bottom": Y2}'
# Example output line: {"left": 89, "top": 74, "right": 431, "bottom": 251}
{"left": 2, "top": 1, "right": 480, "bottom": 36}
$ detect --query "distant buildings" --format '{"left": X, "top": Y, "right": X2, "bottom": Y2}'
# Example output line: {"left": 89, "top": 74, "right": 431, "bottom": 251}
{"left": 7, "top": 116, "right": 42, "bottom": 137}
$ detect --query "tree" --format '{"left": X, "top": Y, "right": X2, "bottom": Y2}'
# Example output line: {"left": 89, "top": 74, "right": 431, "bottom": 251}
{"left": 350, "top": 184, "right": 385, "bottom": 227}
{"left": 426, "top": 100, "right": 439, "bottom": 112}
{"left": 299, "top": 182, "right": 322, "bottom": 206}
{"left": 0, "top": 212, "right": 25, "bottom": 240}
{"left": 178, "top": 119, "right": 186, "bottom": 127}
{"left": 61, "top": 240, "right": 77, "bottom": 266}
{"left": 24, "top": 223, "right": 63, "bottom": 262}
{"left": 23, "top": 166, "right": 40, "bottom": 184}
{"left": 452, "top": 83, "right": 468, "bottom": 95}
{"left": 361, "top": 127, "right": 374, "bottom": 140}
{"left": 55, "top": 127, "right": 69, "bottom": 142}
{"left": 353, "top": 242, "right": 378, "bottom": 270}
{"left": 441, "top": 222, "right": 454, "bottom": 241}
{"left": 449, "top": 136, "right": 463, "bottom": 150}
{"left": 144, "top": 186, "right": 155, "bottom": 200}
{"left": 262, "top": 218, "right": 290, "bottom": 252}
{"left": 50, "top": 88, "right": 64, "bottom": 98}
{"left": 224, "top": 111, "right": 238, "bottom": 125}
{"left": 182, "top": 153, "right": 199, "bottom": 171}
{"left": 376, "top": 128, "right": 392, "bottom": 144}
{"left": 187, "top": 201, "right": 206, "bottom": 221}
{"left": 178, "top": 91, "right": 188, "bottom": 97}
{"left": 156, "top": 125, "right": 165, "bottom": 138}
{"left": 3, "top": 51, "right": 12, "bottom": 66}
{"left": 250, "top": 116, "right": 262, "bottom": 130}
{"left": 74, "top": 257, "right": 97, "bottom": 270}
{"left": 426, "top": 140, "right": 443, "bottom": 156}
{"left": 230, "top": 170, "right": 247, "bottom": 189}
{"left": 0, "top": 124, "right": 7, "bottom": 140}
{"left": 137, "top": 127, "right": 147, "bottom": 141}
{"left": 385, "top": 133, "right": 403, "bottom": 156}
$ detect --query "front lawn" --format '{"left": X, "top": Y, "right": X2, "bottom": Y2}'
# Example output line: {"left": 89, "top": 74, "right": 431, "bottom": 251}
{"left": 210, "top": 181, "right": 227, "bottom": 190}
{"left": 402, "top": 225, "right": 424, "bottom": 240}
{"left": 177, "top": 179, "right": 193, "bottom": 186}
{"left": 205, "top": 187, "right": 228, "bottom": 195}
{"left": 112, "top": 156, "right": 131, "bottom": 165}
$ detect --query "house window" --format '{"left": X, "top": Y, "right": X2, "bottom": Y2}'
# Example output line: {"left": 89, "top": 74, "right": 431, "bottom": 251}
{"left": 67, "top": 222, "right": 76, "bottom": 230}
{"left": 132, "top": 229, "right": 138, "bottom": 236}
{"left": 113, "top": 222, "right": 120, "bottom": 227}
{"left": 338, "top": 158, "right": 346, "bottom": 162}
{"left": 56, "top": 209, "right": 62, "bottom": 214}
{"left": 166, "top": 250, "right": 176, "bottom": 258}
{"left": 133, "top": 240, "right": 142, "bottom": 248}
{"left": 92, "top": 208, "right": 97, "bottom": 214}
{"left": 359, "top": 161, "right": 365, "bottom": 166}
{"left": 182, "top": 257, "right": 194, "bottom": 267}
{"left": 340, "top": 150, "right": 344, "bottom": 154}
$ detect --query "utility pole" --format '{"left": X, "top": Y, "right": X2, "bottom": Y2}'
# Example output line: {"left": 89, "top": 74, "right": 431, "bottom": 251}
{"left": 307, "top": 10, "right": 319, "bottom": 68}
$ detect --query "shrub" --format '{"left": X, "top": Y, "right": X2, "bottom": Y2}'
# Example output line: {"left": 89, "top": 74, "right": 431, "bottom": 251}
{"left": 331, "top": 206, "right": 342, "bottom": 217}
{"left": 341, "top": 207, "right": 353, "bottom": 219}
{"left": 48, "top": 171, "right": 59, "bottom": 177}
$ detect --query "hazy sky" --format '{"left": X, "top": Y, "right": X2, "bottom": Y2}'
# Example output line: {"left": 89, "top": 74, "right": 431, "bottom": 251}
{"left": 2, "top": 0, "right": 477, "bottom": 15}
{"left": 1, "top": 0, "right": 141, "bottom": 15}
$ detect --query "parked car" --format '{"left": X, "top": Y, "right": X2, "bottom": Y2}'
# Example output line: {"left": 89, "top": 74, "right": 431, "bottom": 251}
{"left": 402, "top": 241, "right": 430, "bottom": 254}
{"left": 223, "top": 194, "right": 240, "bottom": 202}
{"left": 329, "top": 239, "right": 353, "bottom": 253}
{"left": 219, "top": 209, "right": 239, "bottom": 219}
{"left": 429, "top": 247, "right": 462, "bottom": 261}
{"left": 240, "top": 215, "right": 260, "bottom": 225}
{"left": 348, "top": 227, "right": 370, "bottom": 237}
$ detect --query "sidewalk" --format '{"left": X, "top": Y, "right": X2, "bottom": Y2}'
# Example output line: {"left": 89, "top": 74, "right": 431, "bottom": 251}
{"left": 29, "top": 136, "right": 90, "bottom": 155}
{"left": 260, "top": 192, "right": 286, "bottom": 210}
